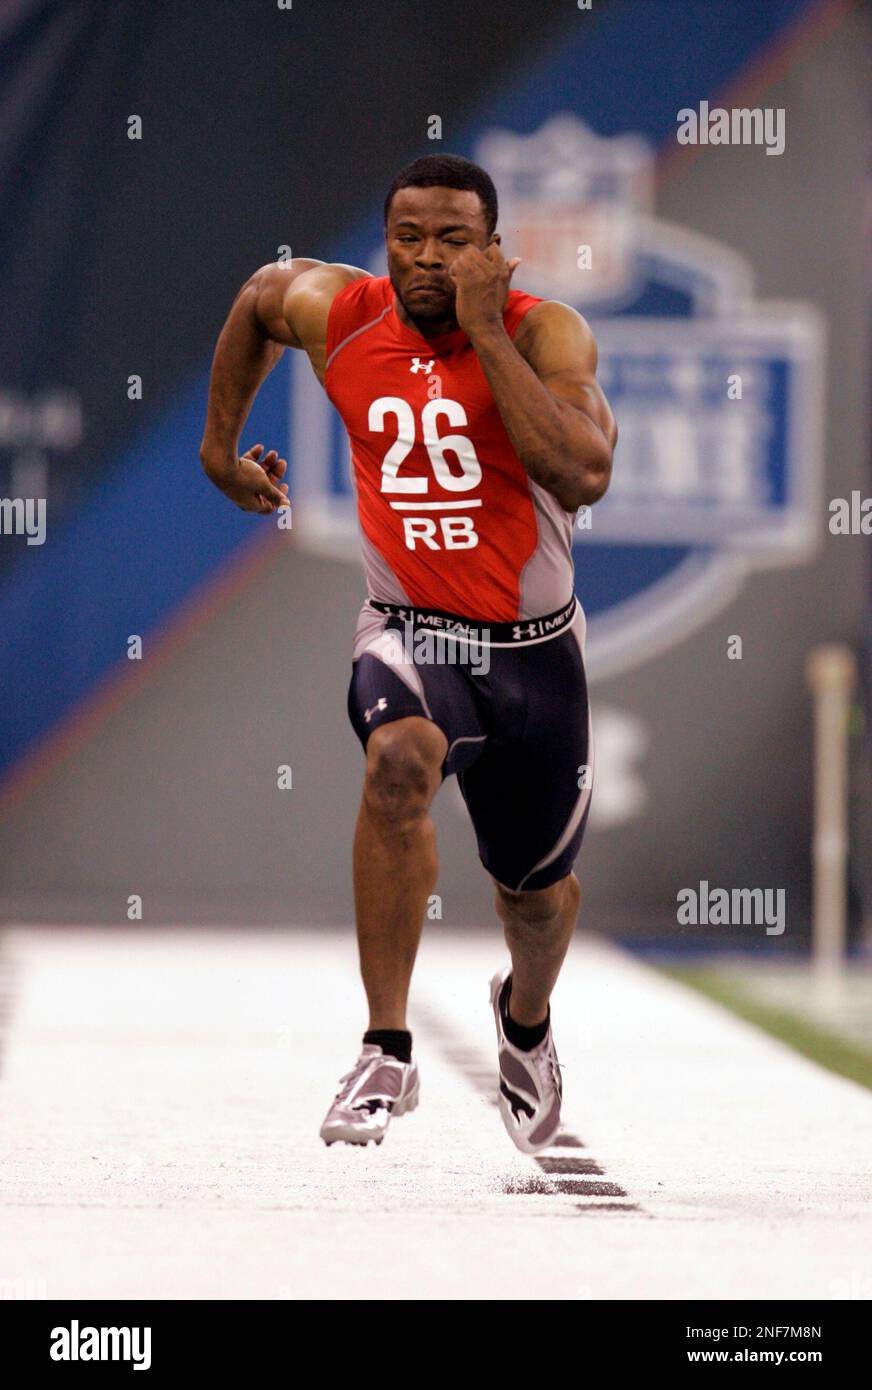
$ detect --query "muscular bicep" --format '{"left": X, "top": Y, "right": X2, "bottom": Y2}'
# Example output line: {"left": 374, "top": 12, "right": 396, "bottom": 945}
{"left": 516, "top": 300, "right": 617, "bottom": 448}
{"left": 248, "top": 259, "right": 326, "bottom": 346}
{"left": 248, "top": 259, "right": 368, "bottom": 351}
{"left": 280, "top": 262, "right": 370, "bottom": 356}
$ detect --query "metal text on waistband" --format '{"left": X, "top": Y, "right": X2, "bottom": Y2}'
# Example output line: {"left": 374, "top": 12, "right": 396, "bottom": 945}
{"left": 367, "top": 596, "right": 577, "bottom": 646}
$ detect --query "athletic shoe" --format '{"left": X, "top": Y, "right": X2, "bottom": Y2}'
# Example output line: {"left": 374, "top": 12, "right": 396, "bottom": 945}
{"left": 489, "top": 968, "right": 563, "bottom": 1153}
{"left": 320, "top": 1044, "right": 420, "bottom": 1147}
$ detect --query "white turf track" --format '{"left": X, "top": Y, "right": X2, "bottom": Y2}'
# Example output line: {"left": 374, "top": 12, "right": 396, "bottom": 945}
{"left": 0, "top": 926, "right": 870, "bottom": 1302}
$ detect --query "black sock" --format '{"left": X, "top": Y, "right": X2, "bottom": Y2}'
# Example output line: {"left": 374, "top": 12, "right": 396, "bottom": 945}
{"left": 363, "top": 1028, "right": 412, "bottom": 1064}
{"left": 499, "top": 976, "right": 549, "bottom": 1051}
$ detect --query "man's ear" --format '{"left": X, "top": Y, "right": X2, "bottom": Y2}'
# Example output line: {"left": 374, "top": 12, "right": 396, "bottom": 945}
{"left": 490, "top": 232, "right": 502, "bottom": 247}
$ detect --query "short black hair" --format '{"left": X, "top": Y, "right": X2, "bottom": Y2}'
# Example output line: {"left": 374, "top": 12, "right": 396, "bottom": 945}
{"left": 384, "top": 154, "right": 498, "bottom": 236}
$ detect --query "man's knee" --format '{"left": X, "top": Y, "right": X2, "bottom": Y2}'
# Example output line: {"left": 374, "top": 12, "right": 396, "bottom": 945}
{"left": 495, "top": 872, "right": 580, "bottom": 930}
{"left": 363, "top": 718, "right": 446, "bottom": 828}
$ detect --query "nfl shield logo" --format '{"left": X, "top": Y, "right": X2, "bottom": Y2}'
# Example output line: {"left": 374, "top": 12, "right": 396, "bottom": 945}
{"left": 476, "top": 114, "right": 652, "bottom": 307}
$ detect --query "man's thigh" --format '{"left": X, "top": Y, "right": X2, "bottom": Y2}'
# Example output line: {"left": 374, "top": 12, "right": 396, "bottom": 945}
{"left": 458, "top": 624, "right": 592, "bottom": 892}
{"left": 347, "top": 620, "right": 487, "bottom": 778}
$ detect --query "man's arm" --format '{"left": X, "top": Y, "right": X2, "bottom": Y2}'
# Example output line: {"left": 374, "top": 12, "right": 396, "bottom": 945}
{"left": 472, "top": 300, "right": 616, "bottom": 513}
{"left": 449, "top": 247, "right": 617, "bottom": 512}
{"left": 199, "top": 258, "right": 364, "bottom": 513}
{"left": 199, "top": 258, "right": 321, "bottom": 512}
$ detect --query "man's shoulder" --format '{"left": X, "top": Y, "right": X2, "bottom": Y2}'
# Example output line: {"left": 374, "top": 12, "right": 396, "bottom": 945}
{"left": 281, "top": 264, "right": 379, "bottom": 353}
{"left": 511, "top": 296, "right": 595, "bottom": 356}
{"left": 286, "top": 261, "right": 373, "bottom": 310}
{"left": 509, "top": 295, "right": 586, "bottom": 329}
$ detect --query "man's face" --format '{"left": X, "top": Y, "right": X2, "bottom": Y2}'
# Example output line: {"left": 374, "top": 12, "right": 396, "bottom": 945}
{"left": 385, "top": 185, "right": 495, "bottom": 324}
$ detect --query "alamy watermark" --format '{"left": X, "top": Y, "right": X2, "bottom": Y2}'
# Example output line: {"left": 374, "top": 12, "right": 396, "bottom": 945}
{"left": 677, "top": 880, "right": 786, "bottom": 935}
{"left": 0, "top": 496, "right": 45, "bottom": 545}
{"left": 829, "top": 491, "right": 871, "bottom": 534}
{"left": 381, "top": 619, "right": 491, "bottom": 675}
{"left": 50, "top": 1320, "right": 151, "bottom": 1371}
{"left": 676, "top": 102, "right": 785, "bottom": 156}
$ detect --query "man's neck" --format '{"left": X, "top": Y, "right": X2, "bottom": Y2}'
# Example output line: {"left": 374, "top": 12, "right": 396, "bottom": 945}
{"left": 412, "top": 317, "right": 458, "bottom": 339}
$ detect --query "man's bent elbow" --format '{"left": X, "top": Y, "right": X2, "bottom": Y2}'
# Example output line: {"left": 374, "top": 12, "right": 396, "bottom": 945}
{"left": 559, "top": 453, "right": 612, "bottom": 511}
{"left": 584, "top": 463, "right": 612, "bottom": 506}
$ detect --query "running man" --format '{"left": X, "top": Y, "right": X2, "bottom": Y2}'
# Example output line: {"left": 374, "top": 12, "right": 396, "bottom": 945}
{"left": 200, "top": 154, "right": 617, "bottom": 1153}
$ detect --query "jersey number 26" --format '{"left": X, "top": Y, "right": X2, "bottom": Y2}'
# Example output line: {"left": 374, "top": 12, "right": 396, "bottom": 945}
{"left": 369, "top": 397, "right": 482, "bottom": 494}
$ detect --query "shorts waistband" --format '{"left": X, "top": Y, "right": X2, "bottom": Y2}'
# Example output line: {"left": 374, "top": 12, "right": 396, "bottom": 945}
{"left": 366, "top": 595, "right": 578, "bottom": 647}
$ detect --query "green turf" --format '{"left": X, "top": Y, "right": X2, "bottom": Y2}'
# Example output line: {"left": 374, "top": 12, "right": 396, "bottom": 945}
{"left": 661, "top": 967, "right": 872, "bottom": 1092}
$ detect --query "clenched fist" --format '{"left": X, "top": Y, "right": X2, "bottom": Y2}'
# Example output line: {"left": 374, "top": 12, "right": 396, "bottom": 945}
{"left": 448, "top": 243, "right": 521, "bottom": 336}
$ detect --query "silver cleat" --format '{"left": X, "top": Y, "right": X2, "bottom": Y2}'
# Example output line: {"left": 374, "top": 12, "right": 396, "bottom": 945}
{"left": 489, "top": 968, "right": 563, "bottom": 1154}
{"left": 320, "top": 1044, "right": 420, "bottom": 1147}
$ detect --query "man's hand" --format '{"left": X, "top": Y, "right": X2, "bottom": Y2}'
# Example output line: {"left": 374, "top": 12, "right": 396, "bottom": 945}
{"left": 201, "top": 443, "right": 290, "bottom": 514}
{"left": 448, "top": 244, "right": 521, "bottom": 336}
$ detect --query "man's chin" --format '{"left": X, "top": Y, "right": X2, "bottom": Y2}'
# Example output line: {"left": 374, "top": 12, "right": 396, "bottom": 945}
{"left": 397, "top": 289, "right": 455, "bottom": 325}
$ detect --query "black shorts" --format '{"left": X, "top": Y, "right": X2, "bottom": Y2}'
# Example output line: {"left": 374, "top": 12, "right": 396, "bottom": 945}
{"left": 347, "top": 598, "right": 593, "bottom": 892}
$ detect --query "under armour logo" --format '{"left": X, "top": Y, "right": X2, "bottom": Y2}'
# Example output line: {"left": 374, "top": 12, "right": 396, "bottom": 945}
{"left": 512, "top": 623, "right": 540, "bottom": 640}
{"left": 410, "top": 357, "right": 435, "bottom": 374}
{"left": 500, "top": 1080, "right": 535, "bottom": 1123}
{"left": 364, "top": 697, "right": 388, "bottom": 723}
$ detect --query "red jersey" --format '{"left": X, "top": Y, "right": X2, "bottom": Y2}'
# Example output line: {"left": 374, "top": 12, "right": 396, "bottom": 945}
{"left": 324, "top": 274, "right": 576, "bottom": 622}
